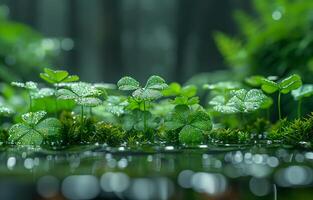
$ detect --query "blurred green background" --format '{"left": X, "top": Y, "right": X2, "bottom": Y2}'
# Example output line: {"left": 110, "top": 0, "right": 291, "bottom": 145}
{"left": 1, "top": 0, "right": 313, "bottom": 88}
{"left": 0, "top": 0, "right": 251, "bottom": 83}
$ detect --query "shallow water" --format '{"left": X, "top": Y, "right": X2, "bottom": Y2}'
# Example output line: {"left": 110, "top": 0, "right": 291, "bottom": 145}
{"left": 0, "top": 143, "right": 313, "bottom": 200}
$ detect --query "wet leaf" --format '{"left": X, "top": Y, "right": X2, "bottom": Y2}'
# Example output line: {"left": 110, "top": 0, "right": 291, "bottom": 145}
{"left": 8, "top": 111, "right": 61, "bottom": 145}
{"left": 40, "top": 68, "right": 79, "bottom": 84}
{"left": 117, "top": 76, "right": 140, "bottom": 90}
{"left": 279, "top": 74, "right": 302, "bottom": 94}
{"left": 145, "top": 75, "right": 168, "bottom": 90}
{"left": 291, "top": 84, "right": 313, "bottom": 100}
{"left": 11, "top": 81, "right": 38, "bottom": 90}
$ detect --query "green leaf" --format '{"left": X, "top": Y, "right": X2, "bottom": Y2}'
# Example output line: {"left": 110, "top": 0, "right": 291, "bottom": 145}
{"left": 203, "top": 81, "right": 241, "bottom": 91}
{"left": 40, "top": 68, "right": 79, "bottom": 84}
{"left": 260, "top": 79, "right": 279, "bottom": 94}
{"left": 36, "top": 118, "right": 62, "bottom": 137}
{"left": 188, "top": 110, "right": 212, "bottom": 132}
{"left": 179, "top": 125, "right": 203, "bottom": 145}
{"left": 57, "top": 82, "right": 103, "bottom": 107}
{"left": 245, "top": 75, "right": 265, "bottom": 87}
{"left": 21, "top": 111, "right": 47, "bottom": 125}
{"left": 132, "top": 88, "right": 162, "bottom": 100}
{"left": 181, "top": 85, "right": 197, "bottom": 98}
{"left": 145, "top": 75, "right": 168, "bottom": 90}
{"left": 11, "top": 81, "right": 38, "bottom": 91}
{"left": 31, "top": 88, "right": 55, "bottom": 99}
{"left": 8, "top": 112, "right": 61, "bottom": 145}
{"left": 103, "top": 96, "right": 128, "bottom": 116}
{"left": 0, "top": 106, "right": 14, "bottom": 116}
{"left": 117, "top": 76, "right": 140, "bottom": 91}
{"left": 9, "top": 124, "right": 43, "bottom": 145}
{"left": 210, "top": 89, "right": 268, "bottom": 113}
{"left": 164, "top": 121, "right": 184, "bottom": 131}
{"left": 62, "top": 75, "right": 79, "bottom": 83}
{"left": 162, "top": 82, "right": 181, "bottom": 96}
{"left": 279, "top": 74, "right": 302, "bottom": 94}
{"left": 291, "top": 84, "right": 313, "bottom": 100}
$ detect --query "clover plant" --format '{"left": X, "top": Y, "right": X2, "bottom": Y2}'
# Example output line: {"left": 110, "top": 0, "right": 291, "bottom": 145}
{"left": 57, "top": 82, "right": 103, "bottom": 127}
{"left": 164, "top": 105, "right": 212, "bottom": 145}
{"left": 291, "top": 84, "right": 313, "bottom": 118}
{"left": 8, "top": 111, "right": 62, "bottom": 145}
{"left": 117, "top": 75, "right": 168, "bottom": 131}
{"left": 40, "top": 68, "right": 79, "bottom": 114}
{"left": 209, "top": 89, "right": 268, "bottom": 114}
{"left": 260, "top": 74, "right": 302, "bottom": 120}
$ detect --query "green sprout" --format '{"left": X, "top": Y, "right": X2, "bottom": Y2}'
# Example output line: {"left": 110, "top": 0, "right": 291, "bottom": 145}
{"left": 117, "top": 75, "right": 168, "bottom": 132}
{"left": 40, "top": 68, "right": 79, "bottom": 114}
{"left": 57, "top": 82, "right": 103, "bottom": 130}
{"left": 8, "top": 111, "right": 62, "bottom": 145}
{"left": 291, "top": 84, "right": 313, "bottom": 118}
{"left": 260, "top": 74, "right": 302, "bottom": 120}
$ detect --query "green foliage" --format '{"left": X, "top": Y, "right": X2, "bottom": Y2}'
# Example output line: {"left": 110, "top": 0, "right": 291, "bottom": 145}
{"left": 40, "top": 68, "right": 79, "bottom": 84}
{"left": 8, "top": 111, "right": 62, "bottom": 145}
{"left": 57, "top": 82, "right": 102, "bottom": 107}
{"left": 260, "top": 74, "right": 302, "bottom": 119}
{"left": 164, "top": 105, "right": 212, "bottom": 145}
{"left": 260, "top": 74, "right": 302, "bottom": 94}
{"left": 163, "top": 82, "right": 199, "bottom": 106}
{"left": 215, "top": 0, "right": 313, "bottom": 81}
{"left": 117, "top": 75, "right": 168, "bottom": 101}
{"left": 0, "top": 7, "right": 59, "bottom": 82}
{"left": 209, "top": 89, "right": 268, "bottom": 114}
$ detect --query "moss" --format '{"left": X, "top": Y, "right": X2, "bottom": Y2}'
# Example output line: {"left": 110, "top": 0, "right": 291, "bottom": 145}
{"left": 210, "top": 128, "right": 250, "bottom": 144}
{"left": 92, "top": 122, "right": 125, "bottom": 146}
{"left": 268, "top": 114, "right": 313, "bottom": 144}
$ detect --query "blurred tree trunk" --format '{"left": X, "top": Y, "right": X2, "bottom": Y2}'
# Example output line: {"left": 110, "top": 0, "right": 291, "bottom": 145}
{"left": 174, "top": 0, "right": 196, "bottom": 83}
{"left": 102, "top": 0, "right": 123, "bottom": 82}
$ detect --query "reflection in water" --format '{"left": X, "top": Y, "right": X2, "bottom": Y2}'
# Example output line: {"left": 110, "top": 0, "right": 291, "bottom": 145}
{"left": 0, "top": 144, "right": 313, "bottom": 199}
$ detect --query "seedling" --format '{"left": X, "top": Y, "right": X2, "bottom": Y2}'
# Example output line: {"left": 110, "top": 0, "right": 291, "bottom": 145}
{"left": 8, "top": 111, "right": 62, "bottom": 145}
{"left": 291, "top": 84, "right": 313, "bottom": 118}
{"left": 117, "top": 75, "right": 168, "bottom": 131}
{"left": 40, "top": 68, "right": 79, "bottom": 114}
{"left": 57, "top": 82, "right": 103, "bottom": 128}
{"left": 260, "top": 74, "right": 302, "bottom": 120}
{"left": 164, "top": 105, "right": 212, "bottom": 145}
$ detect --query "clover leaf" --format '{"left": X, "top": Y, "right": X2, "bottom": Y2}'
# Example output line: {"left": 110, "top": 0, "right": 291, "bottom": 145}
{"left": 57, "top": 82, "right": 102, "bottom": 107}
{"left": 203, "top": 81, "right": 242, "bottom": 93}
{"left": 164, "top": 105, "right": 212, "bottom": 145}
{"left": 117, "top": 76, "right": 168, "bottom": 132}
{"left": 209, "top": 89, "right": 268, "bottom": 114}
{"left": 8, "top": 111, "right": 62, "bottom": 145}
{"left": 260, "top": 74, "right": 302, "bottom": 120}
{"left": 117, "top": 75, "right": 168, "bottom": 101}
{"left": 103, "top": 96, "right": 128, "bottom": 116}
{"left": 291, "top": 84, "right": 313, "bottom": 117}
{"left": 40, "top": 68, "right": 79, "bottom": 84}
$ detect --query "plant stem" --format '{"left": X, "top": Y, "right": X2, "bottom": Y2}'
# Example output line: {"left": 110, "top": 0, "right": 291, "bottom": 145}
{"left": 297, "top": 99, "right": 302, "bottom": 118}
{"left": 81, "top": 105, "right": 84, "bottom": 125}
{"left": 143, "top": 101, "right": 147, "bottom": 132}
{"left": 54, "top": 85, "right": 58, "bottom": 117}
{"left": 278, "top": 92, "right": 281, "bottom": 120}
{"left": 28, "top": 93, "right": 32, "bottom": 112}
